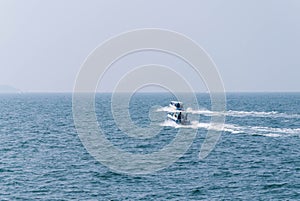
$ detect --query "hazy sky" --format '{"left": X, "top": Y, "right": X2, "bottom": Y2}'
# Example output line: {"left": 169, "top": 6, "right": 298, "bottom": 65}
{"left": 0, "top": 0, "right": 299, "bottom": 92}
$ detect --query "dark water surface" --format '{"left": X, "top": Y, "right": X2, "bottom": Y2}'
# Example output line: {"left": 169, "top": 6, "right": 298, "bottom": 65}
{"left": 0, "top": 93, "right": 299, "bottom": 200}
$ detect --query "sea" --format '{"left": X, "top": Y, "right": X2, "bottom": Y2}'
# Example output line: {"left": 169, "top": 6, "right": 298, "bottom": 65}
{"left": 0, "top": 93, "right": 299, "bottom": 200}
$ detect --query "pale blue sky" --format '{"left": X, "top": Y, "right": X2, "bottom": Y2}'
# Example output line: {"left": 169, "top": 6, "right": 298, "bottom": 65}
{"left": 0, "top": 0, "right": 299, "bottom": 92}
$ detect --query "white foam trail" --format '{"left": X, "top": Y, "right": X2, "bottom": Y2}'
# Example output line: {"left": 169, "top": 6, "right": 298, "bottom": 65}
{"left": 157, "top": 106, "right": 300, "bottom": 119}
{"left": 156, "top": 106, "right": 179, "bottom": 113}
{"left": 160, "top": 120, "right": 300, "bottom": 138}
{"left": 226, "top": 110, "right": 300, "bottom": 118}
{"left": 160, "top": 120, "right": 224, "bottom": 130}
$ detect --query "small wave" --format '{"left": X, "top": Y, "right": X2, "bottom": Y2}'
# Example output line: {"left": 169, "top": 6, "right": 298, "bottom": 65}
{"left": 160, "top": 120, "right": 300, "bottom": 138}
{"left": 260, "top": 133, "right": 282, "bottom": 138}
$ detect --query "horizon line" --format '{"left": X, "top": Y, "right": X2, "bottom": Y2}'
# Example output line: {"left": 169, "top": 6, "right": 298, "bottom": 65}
{"left": 1, "top": 91, "right": 300, "bottom": 94}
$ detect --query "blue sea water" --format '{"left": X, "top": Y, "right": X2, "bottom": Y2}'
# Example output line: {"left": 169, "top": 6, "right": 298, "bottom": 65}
{"left": 0, "top": 93, "right": 299, "bottom": 200}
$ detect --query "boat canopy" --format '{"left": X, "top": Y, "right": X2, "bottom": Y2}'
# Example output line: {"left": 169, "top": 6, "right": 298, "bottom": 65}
{"left": 170, "top": 101, "right": 183, "bottom": 110}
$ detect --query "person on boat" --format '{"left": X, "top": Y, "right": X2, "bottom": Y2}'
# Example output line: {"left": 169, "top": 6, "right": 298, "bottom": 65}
{"left": 178, "top": 112, "right": 182, "bottom": 120}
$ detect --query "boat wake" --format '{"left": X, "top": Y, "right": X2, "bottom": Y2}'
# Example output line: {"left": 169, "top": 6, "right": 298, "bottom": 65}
{"left": 157, "top": 106, "right": 300, "bottom": 119}
{"left": 157, "top": 105, "right": 300, "bottom": 137}
{"left": 160, "top": 120, "right": 300, "bottom": 138}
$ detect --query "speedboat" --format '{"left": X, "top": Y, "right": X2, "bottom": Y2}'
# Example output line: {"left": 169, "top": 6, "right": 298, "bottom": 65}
{"left": 167, "top": 101, "right": 190, "bottom": 125}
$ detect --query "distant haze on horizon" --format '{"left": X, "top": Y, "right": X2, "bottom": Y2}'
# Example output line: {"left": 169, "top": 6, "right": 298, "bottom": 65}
{"left": 0, "top": 0, "right": 299, "bottom": 93}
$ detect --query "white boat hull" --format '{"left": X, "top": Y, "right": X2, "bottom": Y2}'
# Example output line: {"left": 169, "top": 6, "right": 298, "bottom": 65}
{"left": 167, "top": 113, "right": 190, "bottom": 125}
